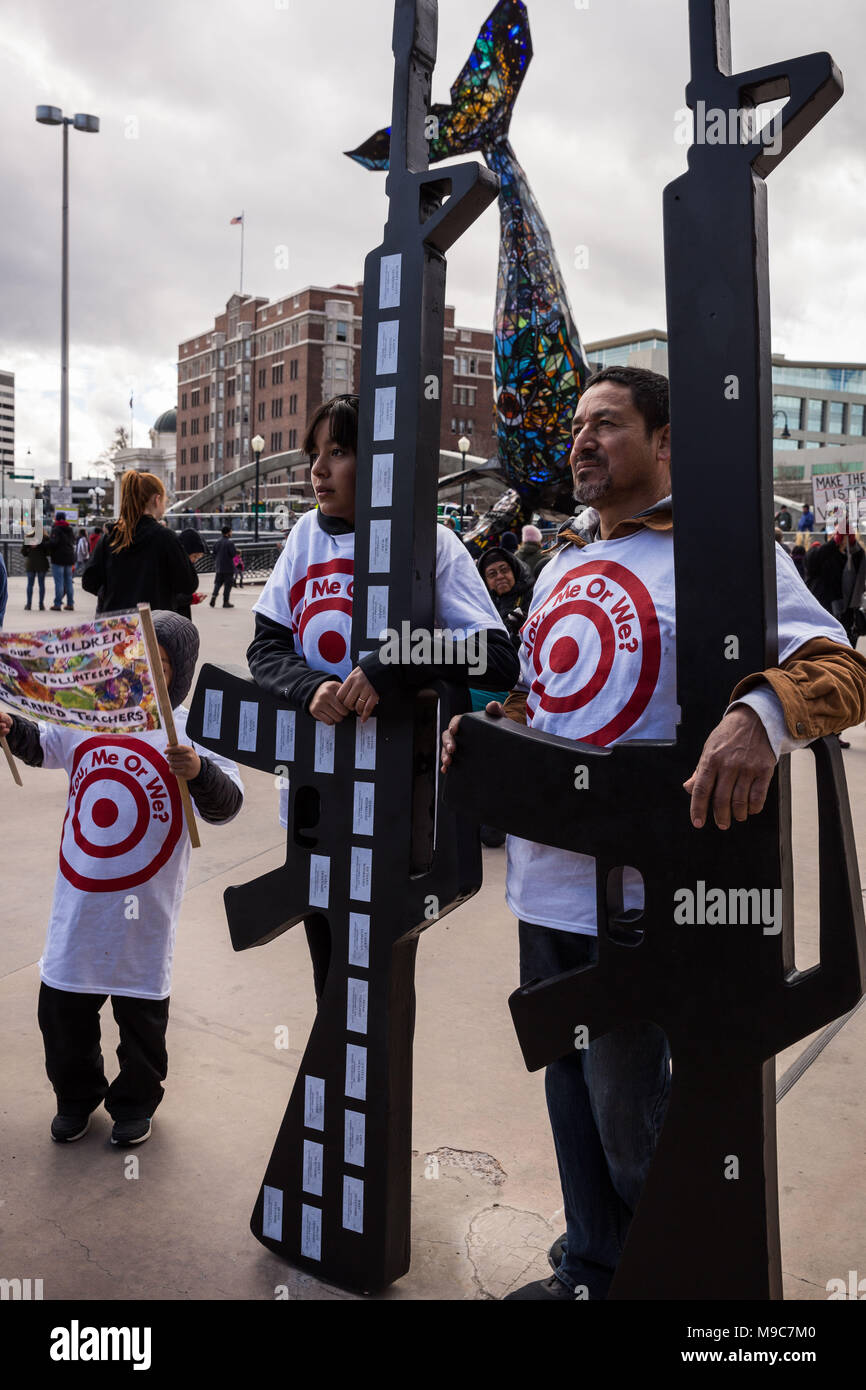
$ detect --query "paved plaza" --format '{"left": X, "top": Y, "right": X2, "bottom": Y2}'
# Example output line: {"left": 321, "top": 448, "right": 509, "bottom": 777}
{"left": 1, "top": 572, "right": 864, "bottom": 1301}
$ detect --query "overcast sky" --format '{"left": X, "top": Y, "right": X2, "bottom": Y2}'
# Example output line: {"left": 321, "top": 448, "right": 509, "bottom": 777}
{"left": 2, "top": 0, "right": 865, "bottom": 482}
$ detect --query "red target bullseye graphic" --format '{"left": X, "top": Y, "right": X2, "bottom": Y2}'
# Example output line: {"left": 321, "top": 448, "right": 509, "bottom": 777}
{"left": 59, "top": 737, "right": 183, "bottom": 893}
{"left": 525, "top": 559, "right": 661, "bottom": 744}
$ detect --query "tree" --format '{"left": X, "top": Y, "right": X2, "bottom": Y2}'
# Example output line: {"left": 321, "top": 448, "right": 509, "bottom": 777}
{"left": 99, "top": 426, "right": 129, "bottom": 465}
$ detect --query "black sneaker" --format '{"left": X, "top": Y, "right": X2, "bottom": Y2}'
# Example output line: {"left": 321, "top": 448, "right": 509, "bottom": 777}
{"left": 111, "top": 1117, "right": 152, "bottom": 1146}
{"left": 222, "top": 603, "right": 234, "bottom": 608}
{"left": 51, "top": 1113, "right": 91, "bottom": 1143}
{"left": 209, "top": 598, "right": 216, "bottom": 607}
{"left": 503, "top": 1275, "right": 576, "bottom": 1301}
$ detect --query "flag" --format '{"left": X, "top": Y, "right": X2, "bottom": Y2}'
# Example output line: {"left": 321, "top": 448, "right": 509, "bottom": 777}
{"left": 0, "top": 614, "right": 162, "bottom": 733}
{"left": 230, "top": 215, "right": 243, "bottom": 225}
{"left": 129, "top": 391, "right": 133, "bottom": 410}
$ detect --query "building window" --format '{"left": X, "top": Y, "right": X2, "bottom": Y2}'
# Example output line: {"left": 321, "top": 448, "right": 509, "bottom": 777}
{"left": 243, "top": 373, "right": 250, "bottom": 393}
{"left": 270, "top": 431, "right": 282, "bottom": 451}
{"left": 217, "top": 411, "right": 224, "bottom": 429}
{"left": 806, "top": 398, "right": 824, "bottom": 432}
{"left": 257, "top": 402, "right": 266, "bottom": 422}
{"left": 849, "top": 404, "right": 865, "bottom": 436}
{"left": 191, "top": 388, "right": 200, "bottom": 407}
{"left": 271, "top": 398, "right": 283, "bottom": 418}
{"left": 288, "top": 429, "right": 298, "bottom": 449}
{"left": 218, "top": 381, "right": 224, "bottom": 399}
{"left": 274, "top": 328, "right": 284, "bottom": 349}
{"left": 181, "top": 448, "right": 187, "bottom": 466}
{"left": 190, "top": 418, "right": 199, "bottom": 435}
{"left": 773, "top": 395, "right": 803, "bottom": 430}
{"left": 245, "top": 340, "right": 251, "bottom": 358}
{"left": 289, "top": 322, "right": 299, "bottom": 345}
{"left": 289, "top": 358, "right": 298, "bottom": 380}
{"left": 336, "top": 320, "right": 348, "bottom": 342}
{"left": 203, "top": 444, "right": 210, "bottom": 462}
{"left": 460, "top": 330, "right": 471, "bottom": 343}
{"left": 827, "top": 401, "right": 845, "bottom": 434}
{"left": 181, "top": 392, "right": 188, "bottom": 410}
{"left": 466, "top": 419, "right": 474, "bottom": 434}
{"left": 191, "top": 446, "right": 199, "bottom": 463}
{"left": 258, "top": 368, "right": 266, "bottom": 390}
{"left": 451, "top": 418, "right": 457, "bottom": 433}
{"left": 217, "top": 441, "right": 223, "bottom": 460}
{"left": 218, "top": 350, "right": 225, "bottom": 368}
{"left": 334, "top": 359, "right": 347, "bottom": 378}
{"left": 190, "top": 474, "right": 198, "bottom": 491}
{"left": 272, "top": 363, "right": 284, "bottom": 386}
{"left": 181, "top": 421, "right": 187, "bottom": 437}
{"left": 289, "top": 394, "right": 297, "bottom": 415}
{"left": 204, "top": 385, "right": 210, "bottom": 404}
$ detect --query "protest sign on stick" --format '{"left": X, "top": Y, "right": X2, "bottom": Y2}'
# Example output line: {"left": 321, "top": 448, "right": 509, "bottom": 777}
{"left": 137, "top": 604, "right": 200, "bottom": 850}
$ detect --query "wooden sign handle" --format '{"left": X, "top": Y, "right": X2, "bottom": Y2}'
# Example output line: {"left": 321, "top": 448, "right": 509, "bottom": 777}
{"left": 137, "top": 604, "right": 201, "bottom": 850}
{"left": 1, "top": 734, "right": 23, "bottom": 787}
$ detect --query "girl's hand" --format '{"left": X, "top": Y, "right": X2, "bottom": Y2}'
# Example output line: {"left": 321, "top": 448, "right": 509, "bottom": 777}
{"left": 0, "top": 711, "right": 13, "bottom": 737}
{"left": 309, "top": 681, "right": 350, "bottom": 725}
{"left": 165, "top": 744, "right": 202, "bottom": 781}
{"left": 335, "top": 668, "right": 380, "bottom": 723}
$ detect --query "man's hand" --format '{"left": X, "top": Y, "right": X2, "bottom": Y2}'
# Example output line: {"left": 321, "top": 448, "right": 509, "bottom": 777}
{"left": 440, "top": 700, "right": 505, "bottom": 773}
{"left": 683, "top": 706, "right": 776, "bottom": 830}
{"left": 0, "top": 711, "right": 13, "bottom": 737}
{"left": 165, "top": 744, "right": 202, "bottom": 781}
{"left": 335, "top": 668, "right": 380, "bottom": 724}
{"left": 308, "top": 680, "right": 350, "bottom": 725}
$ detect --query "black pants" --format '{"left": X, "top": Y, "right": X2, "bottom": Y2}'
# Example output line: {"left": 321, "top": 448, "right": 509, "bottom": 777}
{"left": 37, "top": 982, "right": 170, "bottom": 1121}
{"left": 212, "top": 572, "right": 234, "bottom": 604}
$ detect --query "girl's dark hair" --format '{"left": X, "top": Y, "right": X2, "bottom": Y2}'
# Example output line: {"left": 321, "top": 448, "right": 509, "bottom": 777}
{"left": 302, "top": 394, "right": 359, "bottom": 458}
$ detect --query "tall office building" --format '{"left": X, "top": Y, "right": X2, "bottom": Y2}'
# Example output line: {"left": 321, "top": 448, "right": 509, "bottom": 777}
{"left": 0, "top": 370, "right": 14, "bottom": 481}
{"left": 175, "top": 286, "right": 495, "bottom": 500}
{"left": 585, "top": 330, "right": 866, "bottom": 494}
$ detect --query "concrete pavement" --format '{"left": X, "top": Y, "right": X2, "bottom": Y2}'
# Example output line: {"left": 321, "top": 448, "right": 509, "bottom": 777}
{"left": 0, "top": 571, "right": 864, "bottom": 1301}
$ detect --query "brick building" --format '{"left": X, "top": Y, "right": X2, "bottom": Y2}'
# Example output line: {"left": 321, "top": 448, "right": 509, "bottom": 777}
{"left": 175, "top": 285, "right": 495, "bottom": 502}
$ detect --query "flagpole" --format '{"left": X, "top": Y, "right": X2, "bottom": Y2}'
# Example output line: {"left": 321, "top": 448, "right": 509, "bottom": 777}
{"left": 240, "top": 210, "right": 245, "bottom": 296}
{"left": 129, "top": 389, "right": 134, "bottom": 448}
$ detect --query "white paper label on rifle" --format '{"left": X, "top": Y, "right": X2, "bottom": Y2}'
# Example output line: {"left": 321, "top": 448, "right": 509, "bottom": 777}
{"left": 342, "top": 1176, "right": 364, "bottom": 1234}
{"left": 371, "top": 454, "right": 394, "bottom": 509}
{"left": 354, "top": 719, "right": 376, "bottom": 771}
{"left": 350, "top": 846, "right": 372, "bottom": 902}
{"left": 202, "top": 689, "right": 223, "bottom": 739}
{"left": 309, "top": 855, "right": 330, "bottom": 909}
{"left": 238, "top": 700, "right": 258, "bottom": 753}
{"left": 275, "top": 708, "right": 296, "bottom": 762}
{"left": 347, "top": 977, "right": 369, "bottom": 1035}
{"left": 369, "top": 520, "right": 391, "bottom": 573}
{"left": 379, "top": 253, "right": 401, "bottom": 309}
{"left": 373, "top": 387, "right": 396, "bottom": 441}
{"left": 376, "top": 318, "right": 399, "bottom": 376}
{"left": 345, "top": 1043, "right": 367, "bottom": 1101}
{"left": 302, "top": 1140, "right": 323, "bottom": 1197}
{"left": 348, "top": 912, "right": 370, "bottom": 968}
{"left": 367, "top": 587, "right": 388, "bottom": 641}
{"left": 344, "top": 1110, "right": 366, "bottom": 1167}
{"left": 304, "top": 1074, "right": 325, "bottom": 1131}
{"left": 352, "top": 782, "right": 375, "bottom": 837}
{"left": 301, "top": 1204, "right": 322, "bottom": 1261}
{"left": 262, "top": 1185, "right": 283, "bottom": 1241}
{"left": 314, "top": 722, "right": 335, "bottom": 775}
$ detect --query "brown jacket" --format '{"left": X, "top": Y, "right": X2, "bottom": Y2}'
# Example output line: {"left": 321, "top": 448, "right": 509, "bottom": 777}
{"left": 502, "top": 503, "right": 866, "bottom": 739}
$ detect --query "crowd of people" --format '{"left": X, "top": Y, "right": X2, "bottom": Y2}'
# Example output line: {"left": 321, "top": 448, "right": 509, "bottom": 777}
{"left": 2, "top": 377, "right": 866, "bottom": 1300}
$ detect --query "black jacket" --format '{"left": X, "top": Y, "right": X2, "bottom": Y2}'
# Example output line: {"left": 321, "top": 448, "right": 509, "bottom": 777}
{"left": 82, "top": 516, "right": 199, "bottom": 615}
{"left": 48, "top": 520, "right": 76, "bottom": 567}
{"left": 477, "top": 548, "right": 535, "bottom": 645}
{"left": 21, "top": 539, "right": 51, "bottom": 573}
{"left": 213, "top": 537, "right": 238, "bottom": 574}
{"left": 806, "top": 538, "right": 865, "bottom": 615}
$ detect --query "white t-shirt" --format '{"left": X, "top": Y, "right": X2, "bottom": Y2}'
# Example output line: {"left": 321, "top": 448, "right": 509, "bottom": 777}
{"left": 254, "top": 509, "right": 507, "bottom": 826}
{"left": 506, "top": 531, "right": 849, "bottom": 935}
{"left": 37, "top": 707, "right": 244, "bottom": 999}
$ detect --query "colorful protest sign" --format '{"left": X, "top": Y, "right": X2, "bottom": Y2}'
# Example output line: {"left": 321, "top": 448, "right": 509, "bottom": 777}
{"left": 0, "top": 614, "right": 162, "bottom": 733}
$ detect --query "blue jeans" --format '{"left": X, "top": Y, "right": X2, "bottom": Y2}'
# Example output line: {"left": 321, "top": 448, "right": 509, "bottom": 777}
{"left": 518, "top": 922, "right": 671, "bottom": 1299}
{"left": 51, "top": 564, "right": 74, "bottom": 607}
{"left": 26, "top": 572, "right": 46, "bottom": 607}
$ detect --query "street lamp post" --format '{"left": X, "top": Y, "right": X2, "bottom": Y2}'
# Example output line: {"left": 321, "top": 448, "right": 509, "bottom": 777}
{"left": 457, "top": 434, "right": 471, "bottom": 520}
{"left": 36, "top": 106, "right": 100, "bottom": 489}
{"left": 772, "top": 409, "right": 791, "bottom": 439}
{"left": 251, "top": 435, "right": 265, "bottom": 541}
